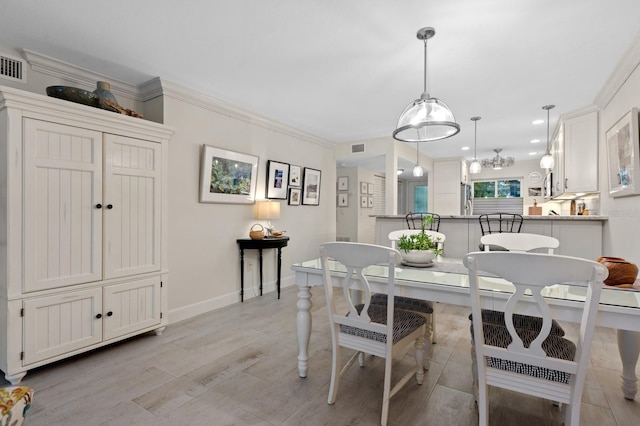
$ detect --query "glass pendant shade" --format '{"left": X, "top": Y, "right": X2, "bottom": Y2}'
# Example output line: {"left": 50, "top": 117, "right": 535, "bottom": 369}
{"left": 540, "top": 152, "right": 554, "bottom": 169}
{"left": 412, "top": 164, "right": 424, "bottom": 177}
{"left": 394, "top": 95, "right": 460, "bottom": 142}
{"left": 469, "top": 160, "right": 481, "bottom": 174}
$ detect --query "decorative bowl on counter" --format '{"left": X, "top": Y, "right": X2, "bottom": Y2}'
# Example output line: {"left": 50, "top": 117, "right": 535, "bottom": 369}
{"left": 400, "top": 249, "right": 435, "bottom": 265}
{"left": 597, "top": 256, "right": 638, "bottom": 286}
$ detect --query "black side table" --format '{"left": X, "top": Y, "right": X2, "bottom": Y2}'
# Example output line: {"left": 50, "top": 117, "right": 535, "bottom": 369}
{"left": 236, "top": 236, "right": 289, "bottom": 302}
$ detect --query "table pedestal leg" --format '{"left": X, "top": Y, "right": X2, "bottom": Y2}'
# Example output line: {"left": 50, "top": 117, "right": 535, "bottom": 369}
{"left": 297, "top": 283, "right": 312, "bottom": 378}
{"left": 618, "top": 329, "right": 640, "bottom": 400}
{"left": 239, "top": 248, "right": 245, "bottom": 302}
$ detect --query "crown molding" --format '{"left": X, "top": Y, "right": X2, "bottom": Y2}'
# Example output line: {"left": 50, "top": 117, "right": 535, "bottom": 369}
{"left": 20, "top": 49, "right": 140, "bottom": 101}
{"left": 140, "top": 77, "right": 335, "bottom": 148}
{"left": 594, "top": 32, "right": 640, "bottom": 108}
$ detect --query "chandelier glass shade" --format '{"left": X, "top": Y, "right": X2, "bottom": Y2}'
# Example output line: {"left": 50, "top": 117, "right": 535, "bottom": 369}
{"left": 469, "top": 116, "right": 481, "bottom": 174}
{"left": 540, "top": 105, "right": 555, "bottom": 169}
{"left": 393, "top": 27, "right": 460, "bottom": 143}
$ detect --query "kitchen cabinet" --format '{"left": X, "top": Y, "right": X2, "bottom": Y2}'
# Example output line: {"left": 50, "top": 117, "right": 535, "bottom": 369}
{"left": 0, "top": 86, "right": 172, "bottom": 384}
{"left": 550, "top": 106, "right": 599, "bottom": 197}
{"left": 433, "top": 159, "right": 466, "bottom": 215}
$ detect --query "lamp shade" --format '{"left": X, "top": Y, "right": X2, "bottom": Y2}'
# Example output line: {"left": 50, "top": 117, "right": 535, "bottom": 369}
{"left": 393, "top": 95, "right": 460, "bottom": 142}
{"left": 255, "top": 200, "right": 280, "bottom": 220}
{"left": 412, "top": 164, "right": 424, "bottom": 177}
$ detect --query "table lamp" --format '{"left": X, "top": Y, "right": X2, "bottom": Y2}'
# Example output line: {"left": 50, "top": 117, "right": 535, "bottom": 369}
{"left": 255, "top": 200, "right": 281, "bottom": 237}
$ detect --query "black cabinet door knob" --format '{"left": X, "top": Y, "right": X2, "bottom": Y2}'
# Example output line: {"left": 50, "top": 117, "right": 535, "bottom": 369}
{"left": 106, "top": 204, "right": 113, "bottom": 209}
{"left": 95, "top": 313, "right": 102, "bottom": 319}
{"left": 95, "top": 203, "right": 102, "bottom": 209}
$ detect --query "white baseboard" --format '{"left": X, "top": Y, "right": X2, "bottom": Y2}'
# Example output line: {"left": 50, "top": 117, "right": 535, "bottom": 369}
{"left": 167, "top": 275, "right": 295, "bottom": 324}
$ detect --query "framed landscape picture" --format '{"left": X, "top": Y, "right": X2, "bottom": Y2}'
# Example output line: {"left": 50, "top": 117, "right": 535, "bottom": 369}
{"left": 302, "top": 167, "right": 322, "bottom": 205}
{"left": 266, "top": 160, "right": 289, "bottom": 199}
{"left": 199, "top": 145, "right": 258, "bottom": 204}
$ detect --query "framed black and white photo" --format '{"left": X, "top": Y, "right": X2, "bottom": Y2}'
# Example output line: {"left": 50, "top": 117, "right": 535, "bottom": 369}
{"left": 266, "top": 160, "right": 289, "bottom": 199}
{"left": 289, "top": 164, "right": 302, "bottom": 187}
{"left": 337, "top": 176, "right": 348, "bottom": 191}
{"left": 368, "top": 196, "right": 374, "bottom": 208}
{"left": 288, "top": 187, "right": 301, "bottom": 205}
{"left": 360, "top": 181, "right": 368, "bottom": 194}
{"left": 199, "top": 145, "right": 258, "bottom": 204}
{"left": 302, "top": 167, "right": 322, "bottom": 205}
{"left": 606, "top": 108, "right": 640, "bottom": 197}
{"left": 337, "top": 193, "right": 348, "bottom": 207}
{"left": 367, "top": 183, "right": 374, "bottom": 195}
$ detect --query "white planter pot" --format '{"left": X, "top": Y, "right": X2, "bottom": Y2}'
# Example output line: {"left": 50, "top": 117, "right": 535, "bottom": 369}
{"left": 400, "top": 249, "right": 435, "bottom": 265}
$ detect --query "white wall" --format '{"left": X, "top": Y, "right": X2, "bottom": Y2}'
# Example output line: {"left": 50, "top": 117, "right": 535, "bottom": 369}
{"left": 596, "top": 34, "right": 640, "bottom": 265}
{"left": 155, "top": 81, "right": 336, "bottom": 320}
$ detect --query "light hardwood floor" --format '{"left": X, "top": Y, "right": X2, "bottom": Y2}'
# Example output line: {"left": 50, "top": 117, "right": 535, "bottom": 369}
{"left": 12, "top": 286, "right": 640, "bottom": 425}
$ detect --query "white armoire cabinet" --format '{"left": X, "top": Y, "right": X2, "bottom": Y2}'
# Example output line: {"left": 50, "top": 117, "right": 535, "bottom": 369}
{"left": 0, "top": 86, "right": 172, "bottom": 383}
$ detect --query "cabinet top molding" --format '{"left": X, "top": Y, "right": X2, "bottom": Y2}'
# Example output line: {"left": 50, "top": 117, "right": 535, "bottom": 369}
{"left": 0, "top": 85, "right": 174, "bottom": 141}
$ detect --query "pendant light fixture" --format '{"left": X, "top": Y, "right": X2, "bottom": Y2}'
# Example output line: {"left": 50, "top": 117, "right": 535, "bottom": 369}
{"left": 393, "top": 27, "right": 460, "bottom": 143}
{"left": 413, "top": 142, "right": 424, "bottom": 177}
{"left": 469, "top": 116, "right": 482, "bottom": 174}
{"left": 539, "top": 104, "right": 555, "bottom": 169}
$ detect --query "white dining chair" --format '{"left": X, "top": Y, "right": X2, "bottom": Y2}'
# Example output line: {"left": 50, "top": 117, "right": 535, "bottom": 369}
{"left": 480, "top": 232, "right": 559, "bottom": 254}
{"left": 463, "top": 251, "right": 607, "bottom": 426}
{"left": 320, "top": 242, "right": 426, "bottom": 426}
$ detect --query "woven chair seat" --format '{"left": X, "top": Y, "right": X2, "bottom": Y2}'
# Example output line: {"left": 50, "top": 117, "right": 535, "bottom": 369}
{"left": 341, "top": 304, "right": 427, "bottom": 344}
{"left": 371, "top": 294, "right": 434, "bottom": 314}
{"left": 473, "top": 322, "right": 576, "bottom": 383}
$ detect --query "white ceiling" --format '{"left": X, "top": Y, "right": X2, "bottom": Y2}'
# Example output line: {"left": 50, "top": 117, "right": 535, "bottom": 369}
{"left": 1, "top": 1, "right": 639, "bottom": 167}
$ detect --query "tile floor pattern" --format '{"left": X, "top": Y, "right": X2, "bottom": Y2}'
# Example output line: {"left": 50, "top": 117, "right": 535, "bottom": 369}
{"left": 10, "top": 286, "right": 640, "bottom": 425}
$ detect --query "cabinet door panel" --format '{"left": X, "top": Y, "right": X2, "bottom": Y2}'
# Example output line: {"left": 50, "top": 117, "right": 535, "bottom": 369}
{"left": 103, "top": 277, "right": 161, "bottom": 340}
{"left": 103, "top": 135, "right": 161, "bottom": 279}
{"left": 23, "top": 119, "right": 103, "bottom": 292}
{"left": 23, "top": 288, "right": 103, "bottom": 365}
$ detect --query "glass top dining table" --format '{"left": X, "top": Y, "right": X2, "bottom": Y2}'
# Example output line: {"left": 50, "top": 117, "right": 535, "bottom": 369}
{"left": 291, "top": 257, "right": 640, "bottom": 400}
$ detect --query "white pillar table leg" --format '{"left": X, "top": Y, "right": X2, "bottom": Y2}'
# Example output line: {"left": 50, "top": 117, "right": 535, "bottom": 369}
{"left": 297, "top": 284, "right": 312, "bottom": 378}
{"left": 617, "top": 329, "right": 640, "bottom": 400}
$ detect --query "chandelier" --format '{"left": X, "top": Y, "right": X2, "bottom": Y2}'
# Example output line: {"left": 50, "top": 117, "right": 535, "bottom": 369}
{"left": 481, "top": 149, "right": 514, "bottom": 170}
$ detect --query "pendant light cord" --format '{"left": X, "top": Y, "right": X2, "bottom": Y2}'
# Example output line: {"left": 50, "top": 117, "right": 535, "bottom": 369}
{"left": 473, "top": 119, "right": 477, "bottom": 159}
{"left": 416, "top": 141, "right": 420, "bottom": 165}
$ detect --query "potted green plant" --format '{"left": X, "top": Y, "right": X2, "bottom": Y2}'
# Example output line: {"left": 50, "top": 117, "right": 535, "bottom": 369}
{"left": 396, "top": 215, "right": 442, "bottom": 264}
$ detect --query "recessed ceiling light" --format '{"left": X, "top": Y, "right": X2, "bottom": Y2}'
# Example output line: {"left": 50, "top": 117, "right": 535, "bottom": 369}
{"left": 461, "top": 146, "right": 470, "bottom": 151}
{"left": 532, "top": 119, "right": 544, "bottom": 125}
{"left": 530, "top": 139, "right": 541, "bottom": 143}
{"left": 529, "top": 152, "right": 537, "bottom": 156}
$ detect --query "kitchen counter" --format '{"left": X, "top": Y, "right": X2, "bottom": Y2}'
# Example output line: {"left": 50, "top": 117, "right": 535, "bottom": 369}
{"left": 375, "top": 215, "right": 605, "bottom": 259}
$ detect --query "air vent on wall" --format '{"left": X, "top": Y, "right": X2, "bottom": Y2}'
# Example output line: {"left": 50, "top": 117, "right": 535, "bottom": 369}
{"left": 351, "top": 143, "right": 365, "bottom": 153}
{"left": 0, "top": 54, "right": 26, "bottom": 83}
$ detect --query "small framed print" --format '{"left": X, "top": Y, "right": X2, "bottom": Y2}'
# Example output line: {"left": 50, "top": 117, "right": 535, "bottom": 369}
{"left": 266, "top": 160, "right": 289, "bottom": 199}
{"left": 368, "top": 196, "right": 374, "bottom": 208}
{"left": 360, "top": 181, "right": 368, "bottom": 194}
{"left": 289, "top": 164, "right": 302, "bottom": 187}
{"left": 337, "top": 176, "right": 348, "bottom": 191}
{"left": 367, "top": 183, "right": 374, "bottom": 195}
{"left": 337, "top": 193, "right": 348, "bottom": 207}
{"left": 302, "top": 167, "right": 322, "bottom": 205}
{"left": 288, "top": 187, "right": 301, "bottom": 205}
{"left": 360, "top": 195, "right": 367, "bottom": 208}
